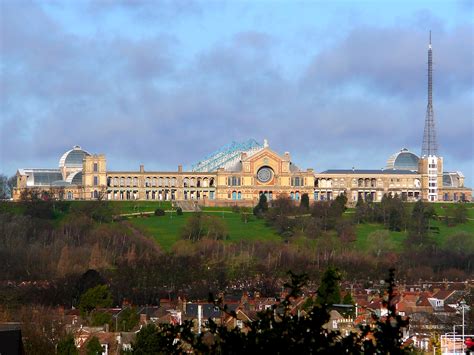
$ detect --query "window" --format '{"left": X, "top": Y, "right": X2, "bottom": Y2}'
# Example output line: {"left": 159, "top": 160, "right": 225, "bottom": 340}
{"left": 228, "top": 176, "right": 241, "bottom": 186}
{"left": 292, "top": 177, "right": 302, "bottom": 187}
{"left": 93, "top": 176, "right": 98, "bottom": 186}
{"left": 93, "top": 162, "right": 98, "bottom": 172}
{"left": 93, "top": 190, "right": 99, "bottom": 199}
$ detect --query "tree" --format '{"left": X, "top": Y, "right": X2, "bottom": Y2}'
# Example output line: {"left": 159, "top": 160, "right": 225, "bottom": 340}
{"left": 253, "top": 193, "right": 268, "bottom": 216}
{"left": 79, "top": 285, "right": 113, "bottom": 316}
{"left": 86, "top": 336, "right": 103, "bottom": 355}
{"left": 336, "top": 220, "right": 356, "bottom": 243}
{"left": 131, "top": 324, "right": 162, "bottom": 354}
{"left": 204, "top": 215, "right": 228, "bottom": 240}
{"left": 0, "top": 174, "right": 9, "bottom": 199}
{"left": 316, "top": 267, "right": 342, "bottom": 306}
{"left": 180, "top": 213, "right": 205, "bottom": 242}
{"left": 367, "top": 230, "right": 395, "bottom": 258}
{"left": 300, "top": 193, "right": 309, "bottom": 210}
{"left": 130, "top": 269, "right": 411, "bottom": 354}
{"left": 90, "top": 311, "right": 112, "bottom": 327}
{"left": 57, "top": 334, "right": 78, "bottom": 355}
{"left": 407, "top": 200, "right": 436, "bottom": 246}
{"left": 452, "top": 203, "right": 468, "bottom": 224}
{"left": 118, "top": 307, "right": 140, "bottom": 331}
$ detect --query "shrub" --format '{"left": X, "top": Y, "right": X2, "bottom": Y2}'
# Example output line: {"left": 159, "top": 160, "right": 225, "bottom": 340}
{"left": 176, "top": 207, "right": 183, "bottom": 216}
{"left": 154, "top": 208, "right": 165, "bottom": 216}
{"left": 232, "top": 205, "right": 240, "bottom": 213}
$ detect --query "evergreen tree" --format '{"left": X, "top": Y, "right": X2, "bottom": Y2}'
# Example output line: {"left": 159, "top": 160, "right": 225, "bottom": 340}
{"left": 316, "top": 267, "right": 342, "bottom": 306}
{"left": 253, "top": 193, "right": 268, "bottom": 216}
{"left": 407, "top": 200, "right": 436, "bottom": 246}
{"left": 79, "top": 285, "right": 113, "bottom": 316}
{"left": 57, "top": 334, "right": 78, "bottom": 355}
{"left": 86, "top": 336, "right": 103, "bottom": 355}
{"left": 300, "top": 193, "right": 310, "bottom": 210}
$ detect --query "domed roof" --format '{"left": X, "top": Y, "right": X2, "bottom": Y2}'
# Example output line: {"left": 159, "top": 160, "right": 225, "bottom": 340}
{"left": 59, "top": 146, "right": 91, "bottom": 169}
{"left": 386, "top": 148, "right": 420, "bottom": 171}
{"left": 65, "top": 171, "right": 83, "bottom": 185}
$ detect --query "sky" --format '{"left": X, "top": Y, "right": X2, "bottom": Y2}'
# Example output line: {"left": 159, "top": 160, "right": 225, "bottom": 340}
{"left": 1, "top": 0, "right": 473, "bottom": 186}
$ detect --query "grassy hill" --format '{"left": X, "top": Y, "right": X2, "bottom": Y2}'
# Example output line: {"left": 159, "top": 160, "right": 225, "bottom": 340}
{"left": 129, "top": 204, "right": 474, "bottom": 251}
{"left": 130, "top": 212, "right": 281, "bottom": 251}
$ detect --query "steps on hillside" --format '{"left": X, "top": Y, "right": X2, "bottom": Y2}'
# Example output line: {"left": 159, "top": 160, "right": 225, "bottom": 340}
{"left": 174, "top": 200, "right": 201, "bottom": 212}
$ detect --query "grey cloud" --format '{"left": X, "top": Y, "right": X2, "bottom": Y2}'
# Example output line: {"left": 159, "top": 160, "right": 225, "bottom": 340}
{"left": 303, "top": 26, "right": 474, "bottom": 98}
{"left": 1, "top": 5, "right": 472, "bottom": 187}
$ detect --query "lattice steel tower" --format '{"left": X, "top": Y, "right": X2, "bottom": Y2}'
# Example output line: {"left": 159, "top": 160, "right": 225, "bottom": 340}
{"left": 421, "top": 31, "right": 438, "bottom": 157}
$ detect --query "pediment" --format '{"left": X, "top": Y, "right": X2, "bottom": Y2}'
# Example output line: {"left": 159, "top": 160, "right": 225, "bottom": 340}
{"left": 244, "top": 148, "right": 286, "bottom": 164}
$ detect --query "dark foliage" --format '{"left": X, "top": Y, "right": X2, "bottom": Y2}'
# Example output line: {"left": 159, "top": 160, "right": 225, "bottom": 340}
{"left": 154, "top": 208, "right": 165, "bottom": 216}
{"left": 131, "top": 270, "right": 411, "bottom": 354}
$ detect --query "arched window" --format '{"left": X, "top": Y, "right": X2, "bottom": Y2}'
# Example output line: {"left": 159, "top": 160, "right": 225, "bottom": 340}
{"left": 314, "top": 178, "right": 319, "bottom": 187}
{"left": 120, "top": 177, "right": 125, "bottom": 187}
{"left": 232, "top": 191, "right": 237, "bottom": 200}
{"left": 133, "top": 177, "right": 138, "bottom": 187}
{"left": 210, "top": 178, "right": 215, "bottom": 187}
{"left": 358, "top": 178, "right": 364, "bottom": 187}
{"left": 126, "top": 177, "right": 131, "bottom": 187}
{"left": 107, "top": 177, "right": 112, "bottom": 187}
{"left": 295, "top": 192, "right": 300, "bottom": 200}
{"left": 171, "top": 177, "right": 176, "bottom": 187}
{"left": 290, "top": 192, "right": 294, "bottom": 200}
{"left": 237, "top": 191, "right": 242, "bottom": 200}
{"left": 183, "top": 178, "right": 188, "bottom": 188}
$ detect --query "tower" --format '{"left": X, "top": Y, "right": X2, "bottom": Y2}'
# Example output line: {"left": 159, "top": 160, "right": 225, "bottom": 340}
{"left": 421, "top": 31, "right": 438, "bottom": 157}
{"left": 419, "top": 32, "right": 442, "bottom": 202}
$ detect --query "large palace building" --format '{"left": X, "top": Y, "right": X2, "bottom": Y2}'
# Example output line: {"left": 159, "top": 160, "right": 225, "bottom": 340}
{"left": 12, "top": 140, "right": 471, "bottom": 204}
{"left": 12, "top": 36, "right": 472, "bottom": 204}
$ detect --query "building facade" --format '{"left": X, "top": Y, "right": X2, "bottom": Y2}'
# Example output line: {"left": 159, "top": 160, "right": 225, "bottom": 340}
{"left": 13, "top": 143, "right": 471, "bottom": 204}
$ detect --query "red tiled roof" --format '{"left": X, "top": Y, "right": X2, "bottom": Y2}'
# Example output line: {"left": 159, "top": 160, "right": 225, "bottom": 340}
{"left": 432, "top": 290, "right": 455, "bottom": 300}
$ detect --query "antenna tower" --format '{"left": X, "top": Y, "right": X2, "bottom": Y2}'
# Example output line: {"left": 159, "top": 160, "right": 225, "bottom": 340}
{"left": 421, "top": 30, "right": 438, "bottom": 156}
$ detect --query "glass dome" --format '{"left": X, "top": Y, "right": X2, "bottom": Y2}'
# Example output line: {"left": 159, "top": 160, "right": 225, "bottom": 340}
{"left": 65, "top": 171, "right": 83, "bottom": 185}
{"left": 59, "top": 145, "right": 91, "bottom": 169}
{"left": 386, "top": 148, "right": 420, "bottom": 171}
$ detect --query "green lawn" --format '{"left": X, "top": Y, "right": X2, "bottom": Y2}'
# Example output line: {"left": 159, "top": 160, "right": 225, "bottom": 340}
{"left": 130, "top": 212, "right": 281, "bottom": 251}
{"left": 354, "top": 217, "right": 474, "bottom": 252}
{"left": 108, "top": 200, "right": 173, "bottom": 214}
{"left": 354, "top": 224, "right": 407, "bottom": 251}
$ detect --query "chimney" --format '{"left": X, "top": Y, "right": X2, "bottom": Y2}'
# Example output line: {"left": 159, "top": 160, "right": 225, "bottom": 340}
{"left": 284, "top": 152, "right": 290, "bottom": 160}
{"left": 140, "top": 164, "right": 144, "bottom": 173}
{"left": 178, "top": 165, "right": 183, "bottom": 173}
{"left": 241, "top": 152, "right": 247, "bottom": 160}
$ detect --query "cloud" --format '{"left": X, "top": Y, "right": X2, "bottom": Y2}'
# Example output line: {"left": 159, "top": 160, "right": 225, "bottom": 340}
{"left": 303, "top": 26, "right": 474, "bottom": 99}
{"left": 0, "top": 2, "right": 472, "bottom": 187}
